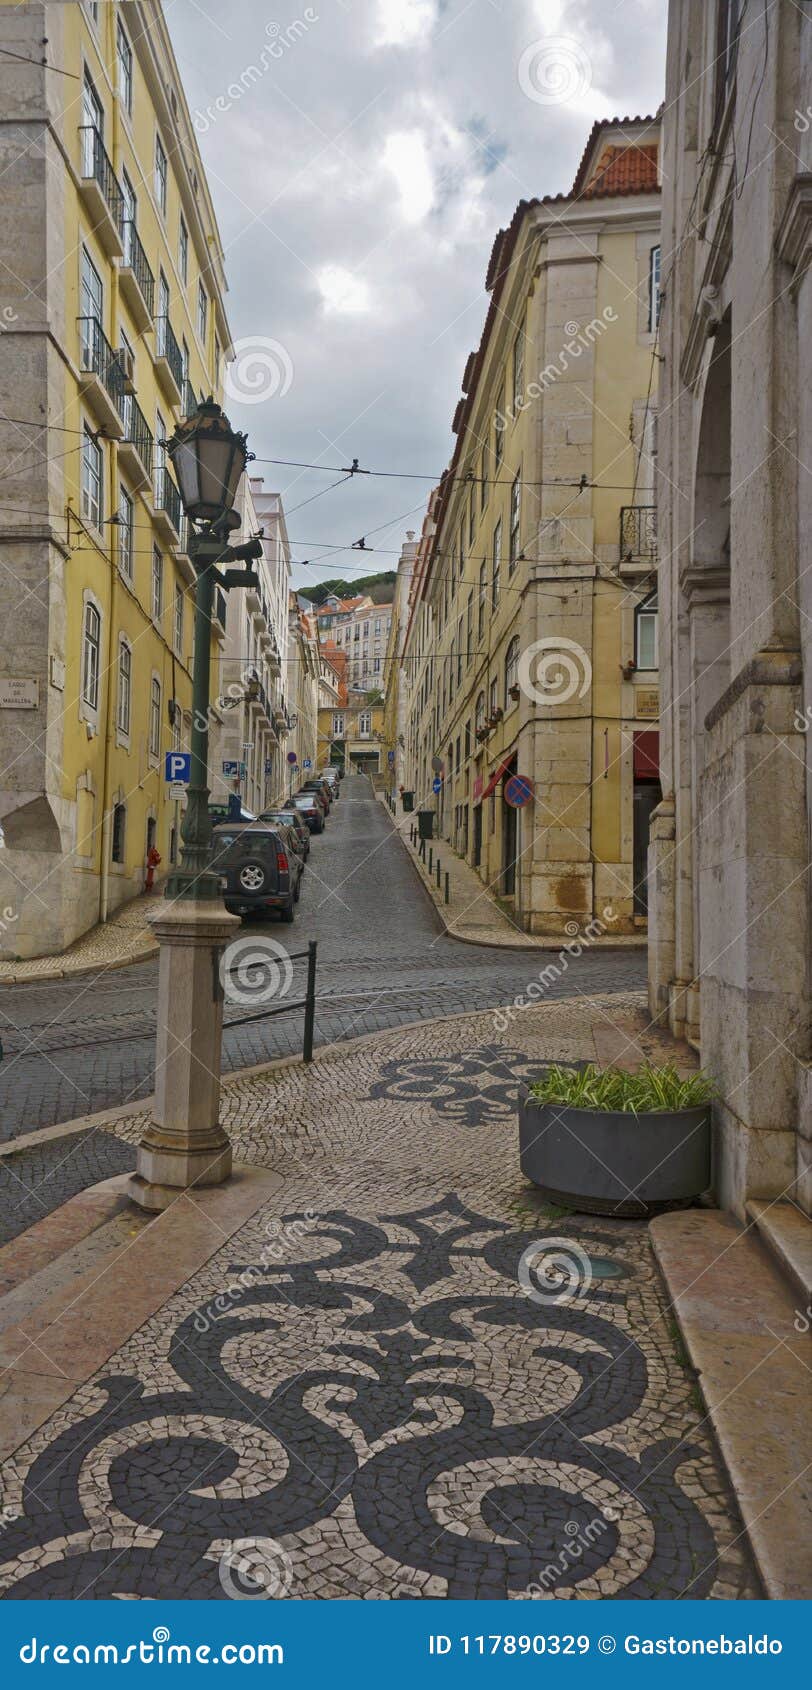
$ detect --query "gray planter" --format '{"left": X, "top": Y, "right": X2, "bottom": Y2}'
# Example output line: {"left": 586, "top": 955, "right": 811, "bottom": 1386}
{"left": 518, "top": 1085, "right": 711, "bottom": 1218}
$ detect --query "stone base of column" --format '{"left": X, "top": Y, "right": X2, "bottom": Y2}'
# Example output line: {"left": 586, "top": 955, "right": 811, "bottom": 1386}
{"left": 128, "top": 896, "right": 240, "bottom": 1213}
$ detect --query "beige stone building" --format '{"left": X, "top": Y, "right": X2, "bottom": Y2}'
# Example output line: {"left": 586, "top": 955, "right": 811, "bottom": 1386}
{"left": 649, "top": 1, "right": 812, "bottom": 1218}
{"left": 401, "top": 118, "right": 662, "bottom": 935}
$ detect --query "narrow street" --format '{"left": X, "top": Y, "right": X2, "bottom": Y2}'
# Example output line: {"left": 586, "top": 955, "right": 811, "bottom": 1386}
{"left": 0, "top": 777, "right": 645, "bottom": 1239}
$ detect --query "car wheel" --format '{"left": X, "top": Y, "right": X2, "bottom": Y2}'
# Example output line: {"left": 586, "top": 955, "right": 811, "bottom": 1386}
{"left": 281, "top": 898, "right": 295, "bottom": 923}
{"left": 238, "top": 861, "right": 266, "bottom": 893}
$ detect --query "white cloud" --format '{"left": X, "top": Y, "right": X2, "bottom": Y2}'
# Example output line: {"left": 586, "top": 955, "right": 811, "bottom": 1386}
{"left": 382, "top": 130, "right": 435, "bottom": 223}
{"left": 317, "top": 265, "right": 372, "bottom": 316}
{"left": 374, "top": 0, "right": 437, "bottom": 50}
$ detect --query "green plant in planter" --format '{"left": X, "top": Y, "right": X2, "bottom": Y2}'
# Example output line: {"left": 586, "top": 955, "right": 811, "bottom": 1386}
{"left": 528, "top": 1061, "right": 716, "bottom": 1115}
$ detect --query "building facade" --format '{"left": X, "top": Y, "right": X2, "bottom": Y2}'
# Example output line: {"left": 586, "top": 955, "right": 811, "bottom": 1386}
{"left": 318, "top": 687, "right": 385, "bottom": 776}
{"left": 0, "top": 0, "right": 231, "bottom": 957}
{"left": 209, "top": 477, "right": 290, "bottom": 817}
{"left": 381, "top": 531, "right": 419, "bottom": 797}
{"left": 649, "top": 0, "right": 812, "bottom": 1216}
{"left": 287, "top": 594, "right": 321, "bottom": 786}
{"left": 401, "top": 118, "right": 662, "bottom": 935}
{"left": 314, "top": 594, "right": 393, "bottom": 692}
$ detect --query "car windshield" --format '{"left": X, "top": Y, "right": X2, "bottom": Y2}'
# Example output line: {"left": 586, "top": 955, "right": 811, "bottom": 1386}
{"left": 211, "top": 829, "right": 277, "bottom": 864}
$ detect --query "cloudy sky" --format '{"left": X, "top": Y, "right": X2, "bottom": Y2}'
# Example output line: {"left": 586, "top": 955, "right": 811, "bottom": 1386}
{"left": 166, "top": 0, "right": 667, "bottom": 589}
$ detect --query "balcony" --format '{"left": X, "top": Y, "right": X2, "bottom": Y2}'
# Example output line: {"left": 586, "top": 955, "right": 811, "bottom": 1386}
{"left": 620, "top": 505, "right": 658, "bottom": 568}
{"left": 118, "top": 393, "right": 153, "bottom": 491}
{"left": 154, "top": 314, "right": 183, "bottom": 407}
{"left": 77, "top": 317, "right": 125, "bottom": 437}
{"left": 120, "top": 222, "right": 155, "bottom": 333}
{"left": 78, "top": 127, "right": 124, "bottom": 257}
{"left": 153, "top": 466, "right": 182, "bottom": 545}
{"left": 181, "top": 379, "right": 198, "bottom": 420}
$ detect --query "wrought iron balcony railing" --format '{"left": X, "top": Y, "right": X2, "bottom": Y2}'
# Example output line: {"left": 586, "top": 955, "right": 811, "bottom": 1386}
{"left": 155, "top": 313, "right": 184, "bottom": 392}
{"left": 79, "top": 126, "right": 124, "bottom": 233}
{"left": 77, "top": 316, "right": 125, "bottom": 412}
{"left": 620, "top": 504, "right": 658, "bottom": 563}
{"left": 155, "top": 466, "right": 182, "bottom": 535}
{"left": 120, "top": 392, "right": 154, "bottom": 478}
{"left": 182, "top": 379, "right": 198, "bottom": 419}
{"left": 121, "top": 221, "right": 155, "bottom": 318}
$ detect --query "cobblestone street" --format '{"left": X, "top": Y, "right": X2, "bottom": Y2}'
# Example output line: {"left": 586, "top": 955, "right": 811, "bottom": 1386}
{"left": 0, "top": 778, "right": 644, "bottom": 1239}
{"left": 0, "top": 998, "right": 758, "bottom": 1601}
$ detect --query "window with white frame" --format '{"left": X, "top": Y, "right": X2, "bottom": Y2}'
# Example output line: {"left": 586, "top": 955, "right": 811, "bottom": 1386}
{"left": 179, "top": 215, "right": 188, "bottom": 284}
{"left": 475, "top": 691, "right": 485, "bottom": 733}
{"left": 117, "top": 638, "right": 132, "bottom": 736}
{"left": 505, "top": 635, "right": 520, "bottom": 706}
{"left": 151, "top": 547, "right": 163, "bottom": 622}
{"left": 635, "top": 589, "right": 659, "bottom": 670}
{"left": 359, "top": 711, "right": 371, "bottom": 737}
{"left": 648, "top": 245, "right": 661, "bottom": 333}
{"left": 82, "top": 600, "right": 101, "bottom": 711}
{"left": 118, "top": 485, "right": 133, "bottom": 578}
{"left": 81, "top": 427, "right": 103, "bottom": 528}
{"left": 149, "top": 676, "right": 161, "bottom": 758}
{"left": 116, "top": 19, "right": 133, "bottom": 114}
{"left": 174, "top": 584, "right": 184, "bottom": 653}
{"left": 509, "top": 470, "right": 521, "bottom": 570}
{"left": 333, "top": 713, "right": 345, "bottom": 736}
{"left": 197, "top": 281, "right": 208, "bottom": 343}
{"left": 155, "top": 132, "right": 168, "bottom": 215}
{"left": 492, "top": 518, "right": 502, "bottom": 609}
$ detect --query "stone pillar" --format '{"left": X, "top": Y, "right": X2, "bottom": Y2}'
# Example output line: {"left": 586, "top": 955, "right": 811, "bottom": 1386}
{"left": 646, "top": 794, "right": 676, "bottom": 1023}
{"left": 128, "top": 899, "right": 240, "bottom": 1212}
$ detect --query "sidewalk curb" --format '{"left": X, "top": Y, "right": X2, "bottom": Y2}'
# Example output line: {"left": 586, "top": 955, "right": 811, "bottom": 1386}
{"left": 382, "top": 797, "right": 647, "bottom": 953}
{"left": 0, "top": 987, "right": 649, "bottom": 1163}
{"left": 0, "top": 938, "right": 158, "bottom": 988}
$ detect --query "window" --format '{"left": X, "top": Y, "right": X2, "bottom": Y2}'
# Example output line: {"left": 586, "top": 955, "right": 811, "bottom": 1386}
{"left": 373, "top": 657, "right": 381, "bottom": 674}
{"left": 374, "top": 617, "right": 381, "bottom": 635}
{"left": 174, "top": 584, "right": 184, "bottom": 653}
{"left": 149, "top": 677, "right": 161, "bottom": 759}
{"left": 359, "top": 711, "right": 371, "bottom": 737}
{"left": 116, "top": 19, "right": 133, "bottom": 114}
{"left": 214, "top": 334, "right": 221, "bottom": 386}
{"left": 509, "top": 470, "right": 521, "bottom": 570}
{"left": 155, "top": 133, "right": 168, "bottom": 215}
{"left": 468, "top": 492, "right": 475, "bottom": 549}
{"left": 494, "top": 403, "right": 504, "bottom": 468}
{"left": 111, "top": 803, "right": 126, "bottom": 864}
{"left": 333, "top": 713, "right": 345, "bottom": 736}
{"left": 459, "top": 520, "right": 465, "bottom": 577}
{"left": 648, "top": 245, "right": 661, "bottom": 333}
{"left": 179, "top": 215, "right": 188, "bottom": 283}
{"left": 492, "top": 518, "right": 502, "bottom": 609}
{"left": 478, "top": 560, "right": 487, "bottom": 642}
{"left": 81, "top": 428, "right": 103, "bottom": 528}
{"left": 457, "top": 615, "right": 463, "bottom": 686}
{"left": 480, "top": 446, "right": 487, "bottom": 511}
{"left": 155, "top": 406, "right": 167, "bottom": 503}
{"left": 635, "top": 589, "right": 659, "bottom": 670}
{"left": 118, "top": 486, "right": 133, "bottom": 578}
{"left": 475, "top": 691, "right": 485, "bottom": 734}
{"left": 489, "top": 677, "right": 498, "bottom": 717}
{"left": 198, "top": 281, "right": 208, "bottom": 343}
{"left": 505, "top": 635, "right": 520, "bottom": 706}
{"left": 464, "top": 719, "right": 471, "bottom": 761}
{"left": 151, "top": 547, "right": 163, "bottom": 621}
{"left": 512, "top": 322, "right": 525, "bottom": 414}
{"left": 79, "top": 248, "right": 103, "bottom": 370}
{"left": 82, "top": 601, "right": 101, "bottom": 711}
{"left": 117, "top": 639, "right": 132, "bottom": 736}
{"left": 466, "top": 592, "right": 473, "bottom": 668}
{"left": 81, "top": 72, "right": 103, "bottom": 173}
{"left": 363, "top": 620, "right": 370, "bottom": 636}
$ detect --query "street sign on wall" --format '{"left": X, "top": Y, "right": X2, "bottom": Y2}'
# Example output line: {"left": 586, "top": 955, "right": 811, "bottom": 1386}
{"left": 432, "top": 776, "right": 443, "bottom": 794}
{"left": 287, "top": 751, "right": 298, "bottom": 765}
{"left": 504, "top": 774, "right": 534, "bottom": 808}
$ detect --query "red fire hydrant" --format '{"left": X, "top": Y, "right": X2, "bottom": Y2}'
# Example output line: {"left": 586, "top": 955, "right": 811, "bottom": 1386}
{"left": 145, "top": 845, "right": 162, "bottom": 892}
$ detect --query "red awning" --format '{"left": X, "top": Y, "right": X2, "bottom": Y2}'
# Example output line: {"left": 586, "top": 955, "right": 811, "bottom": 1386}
{"left": 633, "top": 730, "right": 660, "bottom": 779}
{"left": 480, "top": 756, "right": 514, "bottom": 803}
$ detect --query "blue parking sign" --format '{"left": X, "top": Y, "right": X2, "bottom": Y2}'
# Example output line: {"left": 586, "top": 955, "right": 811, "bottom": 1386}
{"left": 165, "top": 751, "right": 191, "bottom": 784}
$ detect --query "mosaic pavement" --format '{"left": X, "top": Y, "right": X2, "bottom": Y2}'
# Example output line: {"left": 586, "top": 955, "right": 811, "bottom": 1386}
{"left": 0, "top": 997, "right": 758, "bottom": 1600}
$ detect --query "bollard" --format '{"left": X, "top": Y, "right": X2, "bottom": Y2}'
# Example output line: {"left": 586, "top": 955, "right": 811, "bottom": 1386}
{"left": 445, "top": 871, "right": 450, "bottom": 905}
{"left": 428, "top": 847, "right": 433, "bottom": 875}
{"left": 436, "top": 859, "right": 441, "bottom": 888}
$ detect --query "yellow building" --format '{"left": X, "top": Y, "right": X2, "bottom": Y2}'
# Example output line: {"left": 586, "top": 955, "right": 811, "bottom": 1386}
{"left": 0, "top": 0, "right": 231, "bottom": 958}
{"left": 401, "top": 118, "right": 661, "bottom": 935}
{"left": 318, "top": 688, "right": 385, "bottom": 777}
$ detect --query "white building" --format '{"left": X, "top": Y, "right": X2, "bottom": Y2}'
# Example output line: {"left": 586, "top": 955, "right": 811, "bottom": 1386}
{"left": 209, "top": 477, "right": 290, "bottom": 815}
{"left": 315, "top": 595, "right": 393, "bottom": 692}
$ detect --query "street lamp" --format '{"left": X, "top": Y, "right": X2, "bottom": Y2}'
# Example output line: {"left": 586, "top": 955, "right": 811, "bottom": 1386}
{"left": 129, "top": 399, "right": 263, "bottom": 1212}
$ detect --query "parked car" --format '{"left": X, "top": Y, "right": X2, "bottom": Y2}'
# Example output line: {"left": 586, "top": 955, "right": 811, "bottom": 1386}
{"left": 297, "top": 784, "right": 330, "bottom": 818}
{"left": 300, "top": 778, "right": 332, "bottom": 810}
{"left": 319, "top": 769, "right": 340, "bottom": 798}
{"left": 292, "top": 793, "right": 325, "bottom": 834}
{"left": 209, "top": 800, "right": 256, "bottom": 825}
{"left": 259, "top": 808, "right": 311, "bottom": 858}
{"left": 211, "top": 822, "right": 303, "bottom": 922}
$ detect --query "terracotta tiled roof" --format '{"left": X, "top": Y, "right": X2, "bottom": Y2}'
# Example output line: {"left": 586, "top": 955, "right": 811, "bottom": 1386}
{"left": 569, "top": 113, "right": 660, "bottom": 197}
{"left": 581, "top": 143, "right": 659, "bottom": 198}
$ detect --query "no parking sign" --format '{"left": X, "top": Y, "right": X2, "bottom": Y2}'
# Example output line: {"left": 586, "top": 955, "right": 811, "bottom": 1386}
{"left": 504, "top": 774, "right": 534, "bottom": 808}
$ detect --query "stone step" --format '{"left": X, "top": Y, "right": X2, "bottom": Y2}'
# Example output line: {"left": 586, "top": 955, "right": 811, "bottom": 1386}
{"left": 651, "top": 1207, "right": 812, "bottom": 1601}
{"left": 0, "top": 1165, "right": 282, "bottom": 1463}
{"left": 746, "top": 1199, "right": 812, "bottom": 1310}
